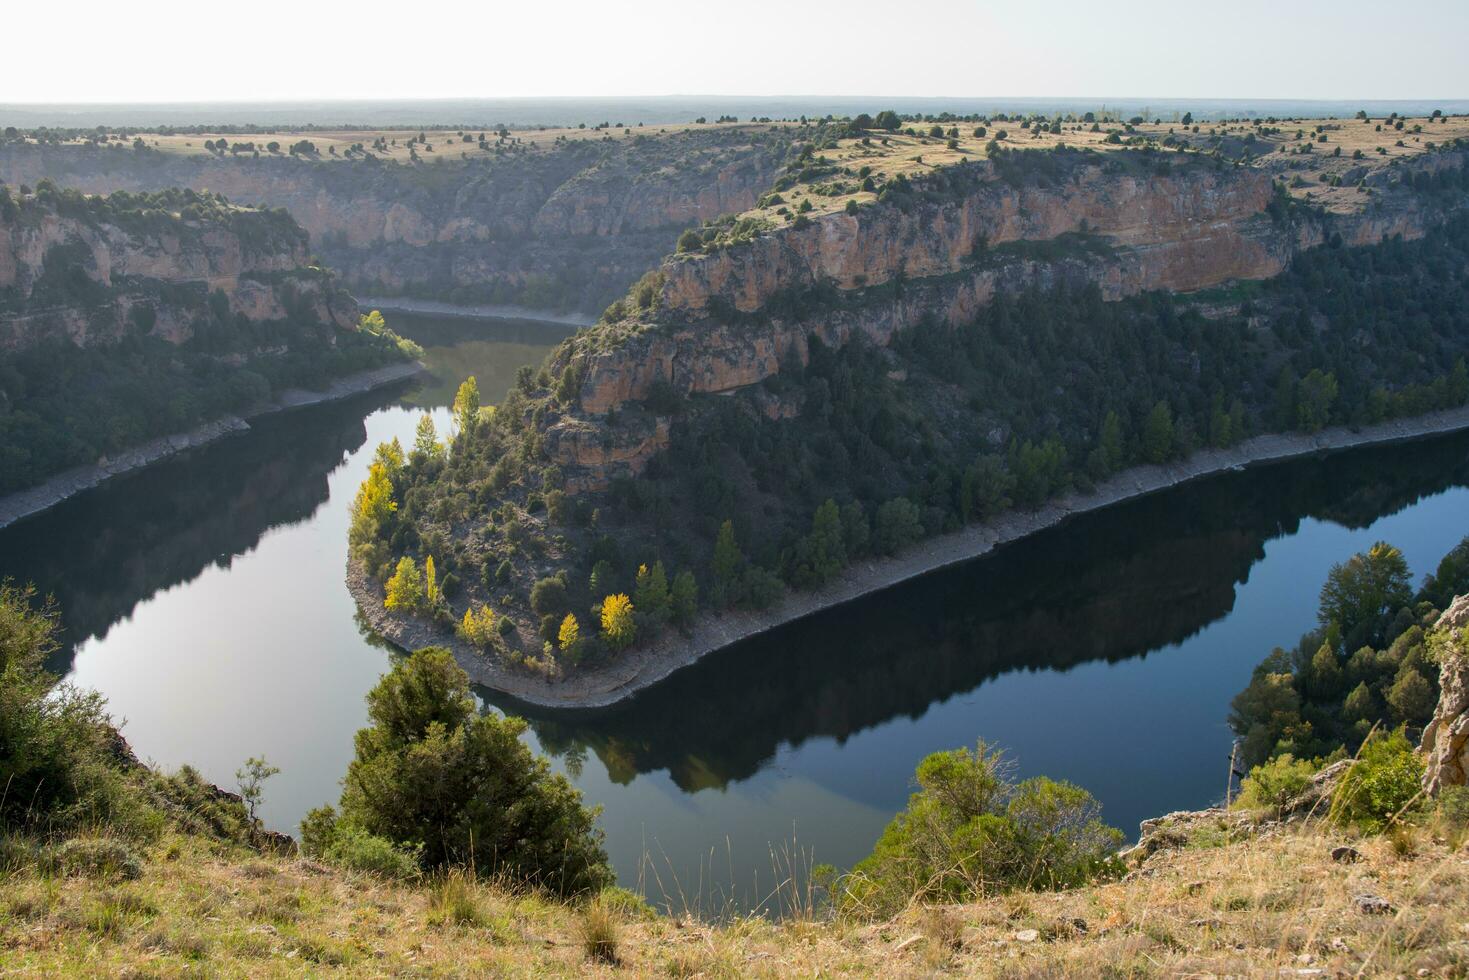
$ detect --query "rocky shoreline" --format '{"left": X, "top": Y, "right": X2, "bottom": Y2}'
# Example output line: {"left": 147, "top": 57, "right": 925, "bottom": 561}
{"left": 348, "top": 403, "right": 1469, "bottom": 711}
{"left": 0, "top": 361, "right": 423, "bottom": 531}
{"left": 358, "top": 296, "right": 595, "bottom": 328}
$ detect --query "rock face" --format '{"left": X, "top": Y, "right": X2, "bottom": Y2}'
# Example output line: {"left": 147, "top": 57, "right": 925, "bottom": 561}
{"left": 0, "top": 131, "right": 789, "bottom": 313}
{"left": 549, "top": 148, "right": 1469, "bottom": 489}
{"left": 1421, "top": 594, "right": 1469, "bottom": 796}
{"left": 0, "top": 190, "right": 357, "bottom": 350}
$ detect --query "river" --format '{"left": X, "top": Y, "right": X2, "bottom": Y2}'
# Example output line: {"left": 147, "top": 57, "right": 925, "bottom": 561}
{"left": 2, "top": 309, "right": 1467, "bottom": 913}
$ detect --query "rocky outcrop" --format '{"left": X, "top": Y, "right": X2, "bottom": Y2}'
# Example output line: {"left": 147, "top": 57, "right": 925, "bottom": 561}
{"left": 551, "top": 148, "right": 1469, "bottom": 489}
{"left": 1421, "top": 594, "right": 1469, "bottom": 796}
{"left": 0, "top": 131, "right": 790, "bottom": 313}
{"left": 0, "top": 188, "right": 357, "bottom": 350}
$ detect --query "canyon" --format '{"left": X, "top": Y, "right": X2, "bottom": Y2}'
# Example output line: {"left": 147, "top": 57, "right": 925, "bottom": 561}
{"left": 0, "top": 127, "right": 795, "bottom": 315}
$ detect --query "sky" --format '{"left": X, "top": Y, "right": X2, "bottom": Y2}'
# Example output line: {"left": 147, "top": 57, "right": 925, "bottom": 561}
{"left": 6, "top": 0, "right": 1467, "bottom": 103}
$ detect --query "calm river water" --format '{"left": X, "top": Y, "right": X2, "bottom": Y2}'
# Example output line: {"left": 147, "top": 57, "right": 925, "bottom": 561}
{"left": 3, "top": 309, "right": 1467, "bottom": 912}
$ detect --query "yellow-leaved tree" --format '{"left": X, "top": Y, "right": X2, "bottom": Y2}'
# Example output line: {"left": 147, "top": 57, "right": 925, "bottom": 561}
{"left": 458, "top": 604, "right": 498, "bottom": 648}
{"left": 558, "top": 613, "right": 581, "bottom": 655}
{"left": 452, "top": 376, "right": 480, "bottom": 437}
{"left": 424, "top": 555, "right": 441, "bottom": 611}
{"left": 350, "top": 461, "right": 396, "bottom": 547}
{"left": 599, "top": 594, "right": 636, "bottom": 650}
{"left": 384, "top": 557, "right": 423, "bottom": 612}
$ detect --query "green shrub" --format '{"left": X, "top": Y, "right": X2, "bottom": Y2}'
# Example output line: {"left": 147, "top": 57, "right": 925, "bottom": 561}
{"left": 332, "top": 649, "right": 612, "bottom": 896}
{"left": 1235, "top": 753, "right": 1319, "bottom": 812}
{"left": 51, "top": 837, "right": 143, "bottom": 881}
{"left": 838, "top": 741, "right": 1121, "bottom": 916}
{"left": 1330, "top": 729, "right": 1425, "bottom": 832}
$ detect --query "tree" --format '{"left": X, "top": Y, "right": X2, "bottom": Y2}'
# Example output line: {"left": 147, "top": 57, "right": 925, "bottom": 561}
{"left": 235, "top": 756, "right": 279, "bottom": 830}
{"left": 874, "top": 498, "right": 923, "bottom": 555}
{"left": 384, "top": 557, "right": 424, "bottom": 612}
{"left": 458, "top": 604, "right": 498, "bottom": 648}
{"left": 669, "top": 570, "right": 698, "bottom": 627}
{"left": 451, "top": 376, "right": 480, "bottom": 436}
{"left": 1387, "top": 667, "right": 1435, "bottom": 725}
{"left": 961, "top": 455, "right": 1014, "bottom": 521}
{"left": 335, "top": 649, "right": 612, "bottom": 894}
{"left": 711, "top": 520, "right": 744, "bottom": 606}
{"left": 1142, "top": 400, "right": 1174, "bottom": 464}
{"left": 1295, "top": 369, "right": 1338, "bottom": 432}
{"left": 1342, "top": 681, "right": 1378, "bottom": 724}
{"left": 412, "top": 414, "right": 443, "bottom": 462}
{"left": 1319, "top": 542, "right": 1412, "bottom": 650}
{"left": 633, "top": 562, "right": 671, "bottom": 627}
{"left": 1307, "top": 642, "right": 1343, "bottom": 700}
{"left": 423, "top": 555, "right": 441, "bottom": 612}
{"left": 1098, "top": 410, "right": 1126, "bottom": 472}
{"left": 557, "top": 613, "right": 581, "bottom": 655}
{"left": 874, "top": 110, "right": 902, "bottom": 131}
{"left": 530, "top": 576, "right": 569, "bottom": 618}
{"left": 350, "top": 461, "right": 397, "bottom": 547}
{"left": 599, "top": 594, "right": 636, "bottom": 650}
{"left": 676, "top": 229, "right": 702, "bottom": 253}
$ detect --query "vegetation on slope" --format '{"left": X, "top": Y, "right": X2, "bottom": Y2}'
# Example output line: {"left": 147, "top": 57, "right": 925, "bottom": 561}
{"left": 0, "top": 183, "right": 415, "bottom": 495}
{"left": 6, "top": 559, "right": 1469, "bottom": 974}
{"left": 1231, "top": 534, "right": 1469, "bottom": 772}
{"left": 352, "top": 196, "right": 1469, "bottom": 680}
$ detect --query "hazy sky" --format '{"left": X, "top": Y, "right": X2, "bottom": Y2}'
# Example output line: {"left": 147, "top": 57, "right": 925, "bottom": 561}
{"left": 8, "top": 0, "right": 1466, "bottom": 103}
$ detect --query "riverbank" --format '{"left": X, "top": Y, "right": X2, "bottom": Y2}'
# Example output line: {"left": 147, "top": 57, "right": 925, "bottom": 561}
{"left": 0, "top": 361, "right": 422, "bottom": 530}
{"left": 348, "top": 403, "right": 1469, "bottom": 710}
{"left": 358, "top": 296, "right": 595, "bottom": 328}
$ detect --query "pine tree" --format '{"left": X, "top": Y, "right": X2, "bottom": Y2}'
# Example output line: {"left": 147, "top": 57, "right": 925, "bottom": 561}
{"left": 711, "top": 520, "right": 744, "bottom": 606}
{"left": 670, "top": 570, "right": 698, "bottom": 627}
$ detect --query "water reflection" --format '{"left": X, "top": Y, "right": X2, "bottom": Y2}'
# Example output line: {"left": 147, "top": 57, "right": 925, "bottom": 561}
{"left": 0, "top": 387, "right": 403, "bottom": 664}
{"left": 506, "top": 431, "right": 1469, "bottom": 794}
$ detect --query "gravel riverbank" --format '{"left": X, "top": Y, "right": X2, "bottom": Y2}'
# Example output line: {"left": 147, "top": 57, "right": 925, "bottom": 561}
{"left": 350, "top": 404, "right": 1469, "bottom": 711}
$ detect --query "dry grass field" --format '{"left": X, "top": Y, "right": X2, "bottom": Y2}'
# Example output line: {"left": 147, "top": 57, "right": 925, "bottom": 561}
{"left": 3, "top": 814, "right": 1467, "bottom": 977}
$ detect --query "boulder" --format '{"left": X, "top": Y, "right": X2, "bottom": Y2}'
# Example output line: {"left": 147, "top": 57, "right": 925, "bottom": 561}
{"left": 1420, "top": 594, "right": 1469, "bottom": 796}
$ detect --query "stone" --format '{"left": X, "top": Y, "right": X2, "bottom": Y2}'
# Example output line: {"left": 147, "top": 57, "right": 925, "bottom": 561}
{"left": 1353, "top": 893, "right": 1393, "bottom": 915}
{"left": 1013, "top": 929, "right": 1040, "bottom": 943}
{"left": 1420, "top": 595, "right": 1469, "bottom": 796}
{"left": 1331, "top": 846, "right": 1361, "bottom": 863}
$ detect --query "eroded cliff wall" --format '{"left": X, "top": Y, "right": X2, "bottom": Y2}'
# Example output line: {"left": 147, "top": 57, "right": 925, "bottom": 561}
{"left": 548, "top": 148, "right": 1469, "bottom": 489}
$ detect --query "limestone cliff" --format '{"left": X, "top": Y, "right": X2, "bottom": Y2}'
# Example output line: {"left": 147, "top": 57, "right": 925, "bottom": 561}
{"left": 0, "top": 130, "right": 792, "bottom": 313}
{"left": 0, "top": 185, "right": 357, "bottom": 350}
{"left": 1422, "top": 593, "right": 1469, "bottom": 796}
{"left": 549, "top": 147, "right": 1469, "bottom": 489}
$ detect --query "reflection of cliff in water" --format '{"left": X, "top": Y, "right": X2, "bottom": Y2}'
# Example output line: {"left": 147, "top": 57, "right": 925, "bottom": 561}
{"left": 0, "top": 389, "right": 399, "bottom": 664}
{"left": 507, "top": 430, "right": 1469, "bottom": 792}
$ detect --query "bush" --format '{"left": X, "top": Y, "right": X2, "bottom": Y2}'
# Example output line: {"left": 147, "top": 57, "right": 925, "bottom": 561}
{"left": 1235, "top": 753, "right": 1319, "bottom": 812}
{"left": 1330, "top": 729, "right": 1425, "bottom": 833}
{"left": 1, "top": 582, "right": 144, "bottom": 833}
{"left": 333, "top": 649, "right": 612, "bottom": 895}
{"left": 838, "top": 741, "right": 1121, "bottom": 916}
{"left": 51, "top": 837, "right": 143, "bottom": 881}
{"left": 300, "top": 805, "right": 422, "bottom": 880}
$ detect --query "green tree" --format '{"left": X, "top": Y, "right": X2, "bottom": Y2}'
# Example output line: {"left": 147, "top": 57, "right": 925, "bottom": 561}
{"left": 1386, "top": 667, "right": 1435, "bottom": 725}
{"left": 874, "top": 498, "right": 923, "bottom": 555}
{"left": 412, "top": 414, "right": 443, "bottom": 462}
{"left": 1319, "top": 542, "right": 1412, "bottom": 650}
{"left": 1098, "top": 410, "right": 1126, "bottom": 472}
{"left": 1342, "top": 681, "right": 1378, "bottom": 724}
{"left": 1295, "top": 369, "right": 1338, "bottom": 432}
{"left": 669, "top": 570, "right": 698, "bottom": 627}
{"left": 1142, "top": 400, "right": 1174, "bottom": 464}
{"left": 634, "top": 562, "right": 672, "bottom": 628}
{"left": 961, "top": 454, "right": 1015, "bottom": 521}
{"left": 335, "top": 649, "right": 612, "bottom": 894}
{"left": 711, "top": 520, "right": 744, "bottom": 606}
